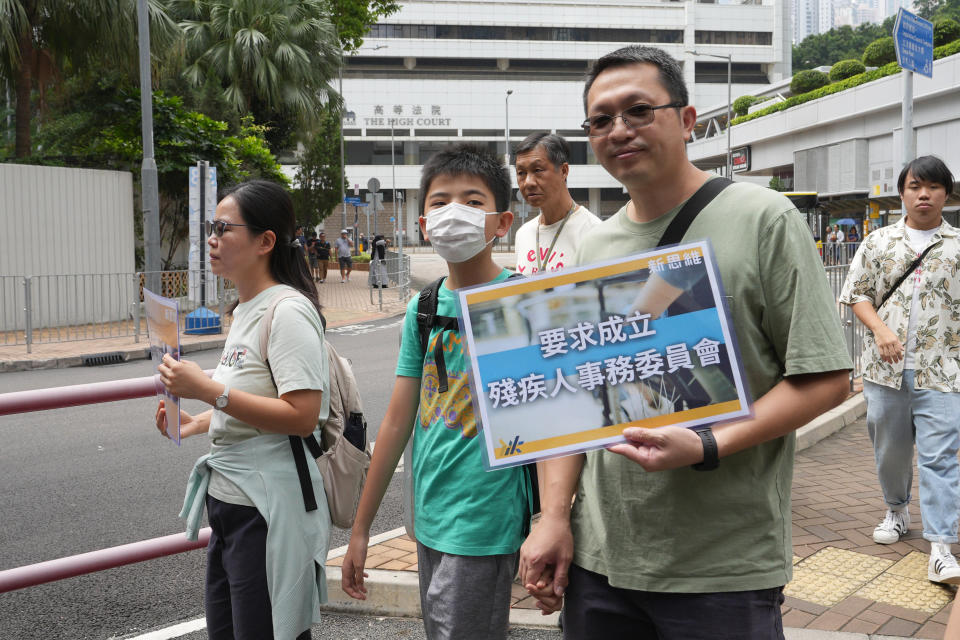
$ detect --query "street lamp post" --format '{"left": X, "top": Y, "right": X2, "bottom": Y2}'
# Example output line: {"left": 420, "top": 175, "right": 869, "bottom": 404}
{"left": 687, "top": 51, "right": 732, "bottom": 178}
{"left": 338, "top": 46, "right": 346, "bottom": 231}
{"left": 505, "top": 90, "right": 513, "bottom": 166}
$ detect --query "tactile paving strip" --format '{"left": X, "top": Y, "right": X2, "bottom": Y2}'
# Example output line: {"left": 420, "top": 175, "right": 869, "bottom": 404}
{"left": 855, "top": 572, "right": 954, "bottom": 613}
{"left": 797, "top": 547, "right": 894, "bottom": 581}
{"left": 785, "top": 564, "right": 864, "bottom": 606}
{"left": 886, "top": 551, "right": 933, "bottom": 581}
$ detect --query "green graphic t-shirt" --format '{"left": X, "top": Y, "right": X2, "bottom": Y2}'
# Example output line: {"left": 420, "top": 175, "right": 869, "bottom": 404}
{"left": 395, "top": 270, "right": 528, "bottom": 556}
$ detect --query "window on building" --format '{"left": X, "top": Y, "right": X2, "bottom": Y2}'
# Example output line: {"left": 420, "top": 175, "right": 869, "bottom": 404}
{"left": 694, "top": 30, "right": 773, "bottom": 45}
{"left": 694, "top": 62, "right": 769, "bottom": 84}
{"left": 367, "top": 24, "right": 682, "bottom": 44}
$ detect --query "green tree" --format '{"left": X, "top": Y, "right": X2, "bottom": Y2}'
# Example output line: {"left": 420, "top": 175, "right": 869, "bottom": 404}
{"left": 31, "top": 81, "right": 287, "bottom": 268}
{"left": 327, "top": 0, "right": 400, "bottom": 52}
{"left": 915, "top": 0, "right": 960, "bottom": 21}
{"left": 0, "top": 0, "right": 178, "bottom": 157}
{"left": 792, "top": 19, "right": 895, "bottom": 71}
{"left": 934, "top": 17, "right": 960, "bottom": 45}
{"left": 173, "top": 0, "right": 340, "bottom": 148}
{"left": 293, "top": 104, "right": 347, "bottom": 228}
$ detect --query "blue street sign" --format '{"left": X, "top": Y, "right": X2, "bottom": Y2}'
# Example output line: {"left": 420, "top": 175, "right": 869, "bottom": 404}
{"left": 893, "top": 8, "right": 933, "bottom": 78}
{"left": 344, "top": 196, "right": 362, "bottom": 204}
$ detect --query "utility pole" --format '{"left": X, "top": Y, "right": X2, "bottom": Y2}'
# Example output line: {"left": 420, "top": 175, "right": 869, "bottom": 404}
{"left": 137, "top": 0, "right": 161, "bottom": 273}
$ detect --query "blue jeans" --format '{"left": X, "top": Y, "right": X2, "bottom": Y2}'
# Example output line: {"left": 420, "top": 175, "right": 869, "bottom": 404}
{"left": 864, "top": 370, "right": 960, "bottom": 543}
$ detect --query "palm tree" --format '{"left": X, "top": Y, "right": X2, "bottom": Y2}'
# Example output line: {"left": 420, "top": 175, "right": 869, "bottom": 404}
{"left": 0, "top": 0, "right": 178, "bottom": 158}
{"left": 174, "top": 0, "right": 341, "bottom": 138}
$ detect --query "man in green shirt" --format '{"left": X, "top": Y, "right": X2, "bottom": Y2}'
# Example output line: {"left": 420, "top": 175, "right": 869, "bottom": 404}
{"left": 519, "top": 45, "right": 852, "bottom": 639}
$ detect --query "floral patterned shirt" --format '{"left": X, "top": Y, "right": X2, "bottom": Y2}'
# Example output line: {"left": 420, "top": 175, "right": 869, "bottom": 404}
{"left": 839, "top": 218, "right": 960, "bottom": 392}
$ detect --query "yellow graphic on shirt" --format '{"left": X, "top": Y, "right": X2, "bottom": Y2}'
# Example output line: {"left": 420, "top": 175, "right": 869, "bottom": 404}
{"left": 419, "top": 331, "right": 477, "bottom": 439}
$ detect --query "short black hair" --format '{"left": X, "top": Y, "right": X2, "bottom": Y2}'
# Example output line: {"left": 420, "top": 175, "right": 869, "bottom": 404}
{"left": 898, "top": 155, "right": 954, "bottom": 195}
{"left": 419, "top": 143, "right": 512, "bottom": 214}
{"left": 514, "top": 132, "right": 570, "bottom": 168}
{"left": 583, "top": 45, "right": 688, "bottom": 114}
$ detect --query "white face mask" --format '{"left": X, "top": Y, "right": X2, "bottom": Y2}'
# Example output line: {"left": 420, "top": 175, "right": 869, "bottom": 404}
{"left": 424, "top": 202, "right": 499, "bottom": 263}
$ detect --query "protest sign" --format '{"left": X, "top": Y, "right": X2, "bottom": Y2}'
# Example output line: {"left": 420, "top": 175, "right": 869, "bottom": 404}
{"left": 458, "top": 240, "right": 751, "bottom": 470}
{"left": 144, "top": 288, "right": 182, "bottom": 444}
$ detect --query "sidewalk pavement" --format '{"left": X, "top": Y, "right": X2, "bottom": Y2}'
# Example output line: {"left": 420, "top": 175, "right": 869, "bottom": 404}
{"left": 2, "top": 250, "right": 950, "bottom": 638}
{"left": 319, "top": 393, "right": 955, "bottom": 639}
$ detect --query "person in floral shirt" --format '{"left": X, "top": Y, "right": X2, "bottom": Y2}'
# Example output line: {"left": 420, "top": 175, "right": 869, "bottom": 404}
{"left": 839, "top": 155, "right": 960, "bottom": 584}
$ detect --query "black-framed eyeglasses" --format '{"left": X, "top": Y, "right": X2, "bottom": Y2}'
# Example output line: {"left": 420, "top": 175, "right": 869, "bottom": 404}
{"left": 205, "top": 219, "right": 252, "bottom": 237}
{"left": 580, "top": 102, "right": 684, "bottom": 137}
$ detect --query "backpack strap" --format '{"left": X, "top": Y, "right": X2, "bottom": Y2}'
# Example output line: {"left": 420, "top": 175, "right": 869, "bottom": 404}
{"left": 656, "top": 177, "right": 733, "bottom": 248}
{"left": 416, "top": 277, "right": 446, "bottom": 356}
{"left": 257, "top": 290, "right": 324, "bottom": 513}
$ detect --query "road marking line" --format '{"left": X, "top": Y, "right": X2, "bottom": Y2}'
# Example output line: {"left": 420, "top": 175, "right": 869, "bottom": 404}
{"left": 124, "top": 616, "right": 205, "bottom": 640}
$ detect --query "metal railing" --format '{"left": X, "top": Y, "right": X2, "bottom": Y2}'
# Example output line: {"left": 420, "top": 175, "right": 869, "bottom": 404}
{"left": 824, "top": 263, "right": 866, "bottom": 389}
{"left": 367, "top": 251, "right": 412, "bottom": 311}
{"left": 0, "top": 271, "right": 237, "bottom": 353}
{"left": 819, "top": 241, "right": 860, "bottom": 266}
{"left": 0, "top": 372, "right": 215, "bottom": 593}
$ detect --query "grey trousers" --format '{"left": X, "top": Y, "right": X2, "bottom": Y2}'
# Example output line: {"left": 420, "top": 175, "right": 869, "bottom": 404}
{"left": 416, "top": 541, "right": 519, "bottom": 640}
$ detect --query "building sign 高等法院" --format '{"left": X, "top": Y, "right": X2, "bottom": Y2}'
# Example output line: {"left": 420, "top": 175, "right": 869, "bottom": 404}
{"left": 349, "top": 104, "right": 453, "bottom": 128}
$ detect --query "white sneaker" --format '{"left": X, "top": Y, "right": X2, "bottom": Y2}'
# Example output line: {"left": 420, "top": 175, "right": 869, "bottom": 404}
{"left": 873, "top": 508, "right": 910, "bottom": 544}
{"left": 929, "top": 542, "right": 960, "bottom": 584}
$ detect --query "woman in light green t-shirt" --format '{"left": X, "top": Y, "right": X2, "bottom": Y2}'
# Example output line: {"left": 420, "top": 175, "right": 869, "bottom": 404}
{"left": 155, "top": 180, "right": 330, "bottom": 640}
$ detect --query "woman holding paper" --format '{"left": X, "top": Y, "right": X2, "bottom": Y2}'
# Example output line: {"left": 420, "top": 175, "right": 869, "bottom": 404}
{"left": 155, "top": 180, "right": 330, "bottom": 640}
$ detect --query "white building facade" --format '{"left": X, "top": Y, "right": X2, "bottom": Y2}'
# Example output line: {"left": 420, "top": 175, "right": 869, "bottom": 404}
{"left": 316, "top": 0, "right": 792, "bottom": 244}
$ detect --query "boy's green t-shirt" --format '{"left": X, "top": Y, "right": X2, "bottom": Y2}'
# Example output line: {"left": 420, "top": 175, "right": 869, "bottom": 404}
{"left": 570, "top": 181, "right": 852, "bottom": 593}
{"left": 395, "top": 269, "right": 528, "bottom": 555}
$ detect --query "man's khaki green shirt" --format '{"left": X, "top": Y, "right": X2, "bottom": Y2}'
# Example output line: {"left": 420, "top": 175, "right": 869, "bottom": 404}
{"left": 570, "top": 180, "right": 852, "bottom": 593}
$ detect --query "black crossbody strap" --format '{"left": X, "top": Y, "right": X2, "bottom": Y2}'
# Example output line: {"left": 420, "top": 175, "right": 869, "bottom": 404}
{"left": 656, "top": 177, "right": 733, "bottom": 248}
{"left": 289, "top": 435, "right": 318, "bottom": 512}
{"left": 878, "top": 243, "right": 937, "bottom": 309}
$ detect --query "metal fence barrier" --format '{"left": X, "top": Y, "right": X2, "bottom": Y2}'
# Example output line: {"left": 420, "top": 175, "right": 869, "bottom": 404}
{"left": 0, "top": 271, "right": 237, "bottom": 353}
{"left": 368, "top": 251, "right": 412, "bottom": 311}
{"left": 824, "top": 263, "right": 866, "bottom": 390}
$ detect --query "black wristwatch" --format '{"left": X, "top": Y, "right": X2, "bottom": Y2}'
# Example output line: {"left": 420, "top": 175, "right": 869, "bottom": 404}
{"left": 692, "top": 427, "right": 719, "bottom": 471}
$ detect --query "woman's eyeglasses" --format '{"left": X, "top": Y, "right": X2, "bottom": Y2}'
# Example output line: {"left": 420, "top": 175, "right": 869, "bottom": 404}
{"left": 580, "top": 102, "right": 684, "bottom": 137}
{"left": 205, "top": 219, "right": 251, "bottom": 237}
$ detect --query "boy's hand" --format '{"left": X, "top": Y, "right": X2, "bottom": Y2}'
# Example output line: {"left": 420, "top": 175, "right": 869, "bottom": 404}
{"left": 519, "top": 513, "right": 574, "bottom": 602}
{"left": 523, "top": 568, "right": 564, "bottom": 615}
{"left": 341, "top": 532, "right": 370, "bottom": 600}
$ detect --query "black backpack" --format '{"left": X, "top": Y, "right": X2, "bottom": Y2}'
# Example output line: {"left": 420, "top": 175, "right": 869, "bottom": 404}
{"left": 415, "top": 274, "right": 540, "bottom": 530}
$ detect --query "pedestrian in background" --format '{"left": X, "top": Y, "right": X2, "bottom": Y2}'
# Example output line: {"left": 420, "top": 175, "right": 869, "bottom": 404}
{"left": 315, "top": 231, "right": 331, "bottom": 283}
{"left": 840, "top": 155, "right": 960, "bottom": 584}
{"left": 156, "top": 179, "right": 331, "bottom": 639}
{"left": 307, "top": 230, "right": 320, "bottom": 281}
{"left": 335, "top": 229, "right": 353, "bottom": 283}
{"left": 513, "top": 132, "right": 601, "bottom": 275}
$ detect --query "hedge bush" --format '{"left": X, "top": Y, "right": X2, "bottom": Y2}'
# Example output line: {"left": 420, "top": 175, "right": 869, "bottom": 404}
{"left": 731, "top": 41, "right": 960, "bottom": 127}
{"left": 863, "top": 36, "right": 896, "bottom": 66}
{"left": 829, "top": 59, "right": 866, "bottom": 82}
{"left": 934, "top": 18, "right": 960, "bottom": 47}
{"left": 732, "top": 95, "right": 758, "bottom": 117}
{"left": 790, "top": 69, "right": 830, "bottom": 94}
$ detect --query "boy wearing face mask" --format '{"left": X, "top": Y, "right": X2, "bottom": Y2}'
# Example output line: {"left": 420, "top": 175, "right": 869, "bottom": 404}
{"left": 341, "top": 144, "right": 529, "bottom": 640}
